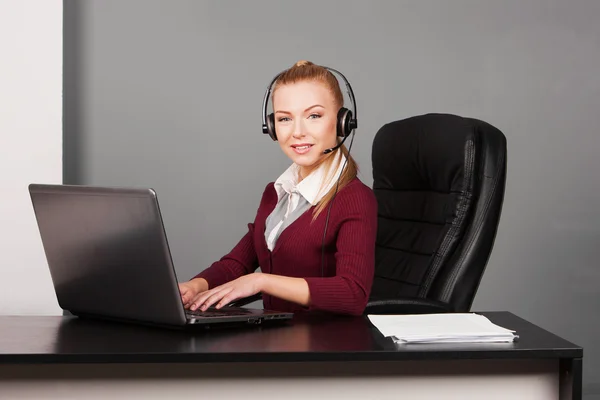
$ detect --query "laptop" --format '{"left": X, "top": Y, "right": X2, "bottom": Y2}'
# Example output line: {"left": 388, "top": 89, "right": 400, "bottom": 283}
{"left": 28, "top": 183, "right": 293, "bottom": 328}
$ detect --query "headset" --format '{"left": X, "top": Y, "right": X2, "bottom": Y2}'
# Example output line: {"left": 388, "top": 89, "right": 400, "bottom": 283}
{"left": 261, "top": 65, "right": 358, "bottom": 277}
{"left": 261, "top": 66, "right": 358, "bottom": 154}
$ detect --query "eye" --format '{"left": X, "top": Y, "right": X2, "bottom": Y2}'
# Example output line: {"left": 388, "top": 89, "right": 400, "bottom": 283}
{"left": 277, "top": 116, "right": 291, "bottom": 122}
{"left": 308, "top": 113, "right": 322, "bottom": 119}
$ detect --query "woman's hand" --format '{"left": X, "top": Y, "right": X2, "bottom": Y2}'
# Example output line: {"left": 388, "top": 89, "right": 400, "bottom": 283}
{"left": 178, "top": 278, "right": 208, "bottom": 309}
{"left": 189, "top": 273, "right": 265, "bottom": 311}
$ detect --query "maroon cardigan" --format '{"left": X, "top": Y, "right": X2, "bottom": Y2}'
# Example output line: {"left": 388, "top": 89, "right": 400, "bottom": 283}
{"left": 194, "top": 177, "right": 378, "bottom": 316}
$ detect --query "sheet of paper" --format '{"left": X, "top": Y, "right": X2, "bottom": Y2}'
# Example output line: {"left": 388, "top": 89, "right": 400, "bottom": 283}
{"left": 367, "top": 313, "right": 517, "bottom": 344}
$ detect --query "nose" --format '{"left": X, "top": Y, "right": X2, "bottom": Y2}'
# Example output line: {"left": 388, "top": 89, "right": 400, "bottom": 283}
{"left": 292, "top": 119, "right": 305, "bottom": 139}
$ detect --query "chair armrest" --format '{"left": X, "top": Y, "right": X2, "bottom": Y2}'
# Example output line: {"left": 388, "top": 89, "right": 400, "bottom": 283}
{"left": 226, "top": 293, "right": 263, "bottom": 308}
{"left": 365, "top": 297, "right": 454, "bottom": 315}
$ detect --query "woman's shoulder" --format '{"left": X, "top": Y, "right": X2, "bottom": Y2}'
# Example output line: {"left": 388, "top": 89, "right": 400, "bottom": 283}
{"left": 260, "top": 181, "right": 277, "bottom": 200}
{"left": 248, "top": 182, "right": 278, "bottom": 216}
{"left": 342, "top": 176, "right": 376, "bottom": 196}
{"left": 336, "top": 177, "right": 378, "bottom": 210}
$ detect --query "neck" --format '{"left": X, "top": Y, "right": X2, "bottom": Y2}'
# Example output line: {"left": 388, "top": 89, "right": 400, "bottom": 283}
{"left": 298, "top": 166, "right": 313, "bottom": 182}
{"left": 298, "top": 153, "right": 334, "bottom": 182}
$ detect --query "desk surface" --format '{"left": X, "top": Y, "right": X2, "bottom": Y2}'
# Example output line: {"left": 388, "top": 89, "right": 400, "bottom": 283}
{"left": 0, "top": 312, "right": 582, "bottom": 364}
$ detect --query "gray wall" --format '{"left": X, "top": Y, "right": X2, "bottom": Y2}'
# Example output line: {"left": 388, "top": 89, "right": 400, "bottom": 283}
{"left": 64, "top": 1, "right": 600, "bottom": 396}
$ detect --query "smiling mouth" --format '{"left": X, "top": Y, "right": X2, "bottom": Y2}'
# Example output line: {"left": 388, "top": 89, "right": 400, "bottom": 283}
{"left": 291, "top": 144, "right": 314, "bottom": 154}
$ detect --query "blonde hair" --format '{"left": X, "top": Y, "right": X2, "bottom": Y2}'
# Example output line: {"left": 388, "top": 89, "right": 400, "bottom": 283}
{"left": 273, "top": 60, "right": 358, "bottom": 220}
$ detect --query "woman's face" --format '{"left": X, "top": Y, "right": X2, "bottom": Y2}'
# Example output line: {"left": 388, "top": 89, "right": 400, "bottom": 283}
{"left": 273, "top": 81, "right": 338, "bottom": 179}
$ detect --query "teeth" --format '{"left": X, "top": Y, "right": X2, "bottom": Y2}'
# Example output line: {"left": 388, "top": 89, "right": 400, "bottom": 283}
{"left": 296, "top": 146, "right": 310, "bottom": 150}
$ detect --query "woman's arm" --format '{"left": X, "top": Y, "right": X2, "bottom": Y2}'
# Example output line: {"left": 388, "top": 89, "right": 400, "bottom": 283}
{"left": 261, "top": 274, "right": 311, "bottom": 305}
{"left": 189, "top": 272, "right": 310, "bottom": 311}
{"left": 302, "top": 186, "right": 378, "bottom": 315}
{"left": 181, "top": 184, "right": 277, "bottom": 308}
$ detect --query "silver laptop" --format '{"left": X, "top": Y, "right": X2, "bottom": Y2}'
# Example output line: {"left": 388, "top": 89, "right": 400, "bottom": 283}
{"left": 28, "top": 183, "right": 293, "bottom": 328}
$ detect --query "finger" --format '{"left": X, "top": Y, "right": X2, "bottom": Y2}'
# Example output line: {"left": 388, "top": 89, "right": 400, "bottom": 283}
{"left": 198, "top": 287, "right": 232, "bottom": 311}
{"left": 189, "top": 285, "right": 214, "bottom": 308}
{"left": 189, "top": 295, "right": 209, "bottom": 311}
{"left": 189, "top": 288, "right": 220, "bottom": 311}
{"left": 190, "top": 283, "right": 231, "bottom": 310}
{"left": 199, "top": 287, "right": 234, "bottom": 311}
{"left": 192, "top": 285, "right": 225, "bottom": 306}
{"left": 215, "top": 291, "right": 241, "bottom": 309}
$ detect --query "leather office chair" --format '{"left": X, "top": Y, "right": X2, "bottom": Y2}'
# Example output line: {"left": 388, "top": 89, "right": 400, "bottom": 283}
{"left": 365, "top": 113, "right": 506, "bottom": 315}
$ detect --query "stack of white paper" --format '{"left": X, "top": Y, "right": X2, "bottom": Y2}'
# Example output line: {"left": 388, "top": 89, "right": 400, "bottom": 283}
{"left": 367, "top": 313, "right": 517, "bottom": 344}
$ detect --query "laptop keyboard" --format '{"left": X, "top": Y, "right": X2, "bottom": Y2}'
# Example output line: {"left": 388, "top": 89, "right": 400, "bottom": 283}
{"left": 186, "top": 307, "right": 253, "bottom": 318}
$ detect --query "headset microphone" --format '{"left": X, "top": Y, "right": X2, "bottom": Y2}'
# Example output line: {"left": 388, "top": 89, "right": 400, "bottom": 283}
{"left": 323, "top": 132, "right": 350, "bottom": 154}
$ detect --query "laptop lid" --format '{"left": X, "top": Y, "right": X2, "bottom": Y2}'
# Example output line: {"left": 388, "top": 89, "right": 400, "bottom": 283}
{"left": 29, "top": 184, "right": 191, "bottom": 326}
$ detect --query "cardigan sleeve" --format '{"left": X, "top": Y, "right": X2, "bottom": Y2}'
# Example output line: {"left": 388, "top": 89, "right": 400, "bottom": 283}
{"left": 303, "top": 184, "right": 378, "bottom": 316}
{"left": 193, "top": 184, "right": 273, "bottom": 289}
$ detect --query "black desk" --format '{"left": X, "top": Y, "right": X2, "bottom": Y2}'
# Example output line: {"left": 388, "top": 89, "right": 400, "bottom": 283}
{"left": 0, "top": 312, "right": 582, "bottom": 400}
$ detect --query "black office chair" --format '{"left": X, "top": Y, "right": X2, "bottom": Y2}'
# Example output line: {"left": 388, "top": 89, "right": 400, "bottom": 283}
{"left": 365, "top": 113, "right": 507, "bottom": 315}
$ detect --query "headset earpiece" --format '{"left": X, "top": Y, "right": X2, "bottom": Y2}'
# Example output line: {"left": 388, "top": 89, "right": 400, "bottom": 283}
{"left": 336, "top": 107, "right": 352, "bottom": 138}
{"left": 265, "top": 113, "right": 277, "bottom": 141}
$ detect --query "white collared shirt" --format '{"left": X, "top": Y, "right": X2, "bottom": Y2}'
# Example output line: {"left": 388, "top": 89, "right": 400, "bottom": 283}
{"left": 265, "top": 152, "right": 347, "bottom": 251}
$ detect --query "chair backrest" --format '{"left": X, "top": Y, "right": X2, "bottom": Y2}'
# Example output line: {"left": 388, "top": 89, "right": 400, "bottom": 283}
{"left": 370, "top": 113, "right": 506, "bottom": 312}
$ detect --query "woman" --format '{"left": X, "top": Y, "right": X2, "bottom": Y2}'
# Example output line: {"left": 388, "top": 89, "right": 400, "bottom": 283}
{"left": 179, "top": 61, "right": 377, "bottom": 316}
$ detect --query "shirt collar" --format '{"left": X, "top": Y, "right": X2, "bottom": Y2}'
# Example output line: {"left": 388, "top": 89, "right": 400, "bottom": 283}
{"left": 274, "top": 152, "right": 347, "bottom": 206}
